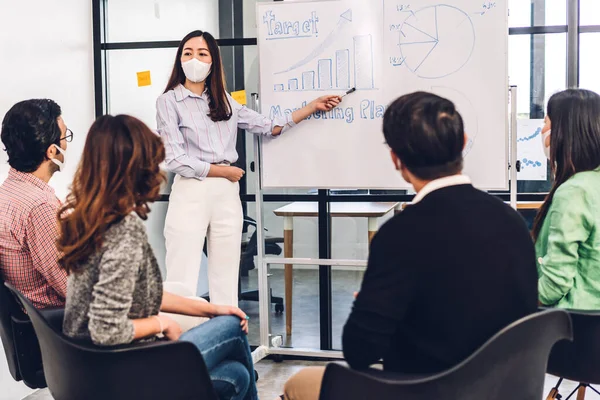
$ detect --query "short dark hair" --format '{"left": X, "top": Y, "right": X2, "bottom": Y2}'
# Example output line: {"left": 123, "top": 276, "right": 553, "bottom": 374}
{"left": 1, "top": 99, "right": 62, "bottom": 172}
{"left": 383, "top": 92, "right": 465, "bottom": 180}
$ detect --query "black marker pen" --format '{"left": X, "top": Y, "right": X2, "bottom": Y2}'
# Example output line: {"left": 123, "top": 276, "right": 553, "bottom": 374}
{"left": 341, "top": 87, "right": 356, "bottom": 98}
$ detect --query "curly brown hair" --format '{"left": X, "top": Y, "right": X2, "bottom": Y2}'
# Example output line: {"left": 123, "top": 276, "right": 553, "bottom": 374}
{"left": 58, "top": 114, "right": 166, "bottom": 273}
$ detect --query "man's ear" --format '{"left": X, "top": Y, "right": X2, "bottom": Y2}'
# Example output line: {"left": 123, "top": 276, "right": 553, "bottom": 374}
{"left": 390, "top": 150, "right": 401, "bottom": 171}
{"left": 46, "top": 143, "right": 57, "bottom": 160}
{"left": 463, "top": 133, "right": 469, "bottom": 151}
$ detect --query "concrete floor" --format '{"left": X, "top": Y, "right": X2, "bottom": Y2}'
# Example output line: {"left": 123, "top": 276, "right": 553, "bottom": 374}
{"left": 242, "top": 268, "right": 364, "bottom": 349}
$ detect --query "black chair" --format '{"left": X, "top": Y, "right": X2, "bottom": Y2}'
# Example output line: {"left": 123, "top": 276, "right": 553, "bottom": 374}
{"left": 0, "top": 274, "right": 46, "bottom": 389}
{"left": 319, "top": 309, "right": 573, "bottom": 400}
{"left": 5, "top": 282, "right": 218, "bottom": 400}
{"left": 238, "top": 216, "right": 284, "bottom": 312}
{"left": 546, "top": 310, "right": 600, "bottom": 400}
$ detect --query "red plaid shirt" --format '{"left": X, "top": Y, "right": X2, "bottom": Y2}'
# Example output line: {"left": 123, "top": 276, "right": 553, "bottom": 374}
{"left": 0, "top": 168, "right": 67, "bottom": 308}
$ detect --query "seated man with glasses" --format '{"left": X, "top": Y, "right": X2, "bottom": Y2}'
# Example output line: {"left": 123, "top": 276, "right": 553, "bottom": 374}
{"left": 0, "top": 99, "right": 72, "bottom": 309}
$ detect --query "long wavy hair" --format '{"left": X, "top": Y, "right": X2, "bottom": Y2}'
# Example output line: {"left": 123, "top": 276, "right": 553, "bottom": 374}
{"left": 58, "top": 115, "right": 166, "bottom": 273}
{"left": 532, "top": 89, "right": 600, "bottom": 241}
{"left": 164, "top": 30, "right": 231, "bottom": 122}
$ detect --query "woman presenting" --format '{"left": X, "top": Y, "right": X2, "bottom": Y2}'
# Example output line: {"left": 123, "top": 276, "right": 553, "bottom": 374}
{"left": 157, "top": 30, "right": 341, "bottom": 306}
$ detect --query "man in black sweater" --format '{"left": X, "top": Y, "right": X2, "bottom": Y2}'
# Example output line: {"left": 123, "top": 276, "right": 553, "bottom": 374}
{"left": 283, "top": 92, "right": 538, "bottom": 400}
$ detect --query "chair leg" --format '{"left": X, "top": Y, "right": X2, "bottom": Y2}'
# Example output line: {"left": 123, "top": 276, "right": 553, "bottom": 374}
{"left": 547, "top": 378, "right": 563, "bottom": 400}
{"left": 576, "top": 385, "right": 586, "bottom": 400}
{"left": 564, "top": 384, "right": 584, "bottom": 400}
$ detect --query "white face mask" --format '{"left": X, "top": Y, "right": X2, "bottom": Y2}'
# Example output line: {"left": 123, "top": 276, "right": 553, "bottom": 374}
{"left": 542, "top": 129, "right": 551, "bottom": 159}
{"left": 51, "top": 144, "right": 67, "bottom": 172}
{"left": 182, "top": 58, "right": 212, "bottom": 83}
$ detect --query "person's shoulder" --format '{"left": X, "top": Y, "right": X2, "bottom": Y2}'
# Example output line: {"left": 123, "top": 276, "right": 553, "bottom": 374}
{"left": 156, "top": 87, "right": 179, "bottom": 104}
{"left": 9, "top": 183, "right": 60, "bottom": 218}
{"left": 373, "top": 210, "right": 412, "bottom": 244}
{"left": 105, "top": 214, "right": 147, "bottom": 243}
{"left": 466, "top": 186, "right": 526, "bottom": 221}
{"left": 557, "top": 170, "right": 600, "bottom": 197}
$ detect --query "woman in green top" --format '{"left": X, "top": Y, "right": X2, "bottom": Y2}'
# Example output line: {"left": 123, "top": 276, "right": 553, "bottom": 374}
{"left": 533, "top": 89, "right": 600, "bottom": 309}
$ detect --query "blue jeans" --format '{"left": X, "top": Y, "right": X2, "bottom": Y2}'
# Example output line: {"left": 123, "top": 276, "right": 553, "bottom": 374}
{"left": 180, "top": 315, "right": 258, "bottom": 400}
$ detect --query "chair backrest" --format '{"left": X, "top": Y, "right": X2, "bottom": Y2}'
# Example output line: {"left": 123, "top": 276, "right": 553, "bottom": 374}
{"left": 547, "top": 309, "right": 600, "bottom": 384}
{"left": 0, "top": 273, "right": 47, "bottom": 389}
{"left": 6, "top": 282, "right": 218, "bottom": 400}
{"left": 0, "top": 273, "right": 22, "bottom": 381}
{"left": 320, "top": 309, "right": 572, "bottom": 400}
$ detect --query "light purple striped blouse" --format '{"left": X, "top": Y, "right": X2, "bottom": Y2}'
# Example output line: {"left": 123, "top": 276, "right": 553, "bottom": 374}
{"left": 156, "top": 84, "right": 295, "bottom": 179}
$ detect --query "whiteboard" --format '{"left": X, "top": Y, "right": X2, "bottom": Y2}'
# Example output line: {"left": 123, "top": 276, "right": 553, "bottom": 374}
{"left": 257, "top": 0, "right": 508, "bottom": 189}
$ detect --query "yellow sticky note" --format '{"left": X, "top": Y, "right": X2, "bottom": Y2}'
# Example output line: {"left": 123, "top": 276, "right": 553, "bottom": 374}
{"left": 137, "top": 71, "right": 152, "bottom": 87}
{"left": 231, "top": 90, "right": 247, "bottom": 105}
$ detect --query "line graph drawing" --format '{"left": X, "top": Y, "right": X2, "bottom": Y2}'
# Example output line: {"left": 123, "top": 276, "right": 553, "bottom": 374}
{"left": 517, "top": 127, "right": 542, "bottom": 142}
{"left": 516, "top": 120, "right": 547, "bottom": 180}
{"left": 396, "top": 5, "right": 475, "bottom": 79}
{"left": 276, "top": 9, "right": 353, "bottom": 75}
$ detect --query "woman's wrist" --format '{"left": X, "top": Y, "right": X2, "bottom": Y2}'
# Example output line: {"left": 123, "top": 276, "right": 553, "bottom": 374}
{"left": 202, "top": 302, "right": 219, "bottom": 318}
{"left": 152, "top": 315, "right": 164, "bottom": 334}
{"left": 208, "top": 164, "right": 226, "bottom": 178}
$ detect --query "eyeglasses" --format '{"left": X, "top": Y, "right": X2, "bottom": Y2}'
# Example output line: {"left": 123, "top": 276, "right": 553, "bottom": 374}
{"left": 60, "top": 128, "right": 74, "bottom": 143}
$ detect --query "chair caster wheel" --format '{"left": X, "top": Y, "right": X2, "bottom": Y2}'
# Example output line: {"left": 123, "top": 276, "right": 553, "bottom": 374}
{"left": 273, "top": 355, "right": 284, "bottom": 363}
{"left": 275, "top": 304, "right": 284, "bottom": 313}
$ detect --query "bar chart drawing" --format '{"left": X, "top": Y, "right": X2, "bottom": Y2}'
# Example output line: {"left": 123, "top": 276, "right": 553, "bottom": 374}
{"left": 336, "top": 49, "right": 350, "bottom": 89}
{"left": 302, "top": 71, "right": 315, "bottom": 90}
{"left": 273, "top": 34, "right": 375, "bottom": 92}
{"left": 318, "top": 59, "right": 333, "bottom": 89}
{"left": 354, "top": 35, "right": 375, "bottom": 89}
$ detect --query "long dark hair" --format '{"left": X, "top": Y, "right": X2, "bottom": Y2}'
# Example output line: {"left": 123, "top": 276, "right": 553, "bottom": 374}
{"left": 164, "top": 30, "right": 231, "bottom": 122}
{"left": 58, "top": 115, "right": 166, "bottom": 273}
{"left": 532, "top": 89, "right": 600, "bottom": 240}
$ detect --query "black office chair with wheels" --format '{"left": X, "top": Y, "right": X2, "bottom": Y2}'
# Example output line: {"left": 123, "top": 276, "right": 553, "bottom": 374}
{"left": 545, "top": 310, "right": 600, "bottom": 400}
{"left": 319, "top": 309, "right": 573, "bottom": 400}
{"left": 5, "top": 282, "right": 218, "bottom": 400}
{"left": 0, "top": 274, "right": 47, "bottom": 389}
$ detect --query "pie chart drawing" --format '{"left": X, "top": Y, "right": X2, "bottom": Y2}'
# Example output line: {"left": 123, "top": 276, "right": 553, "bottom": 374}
{"left": 398, "top": 5, "right": 475, "bottom": 79}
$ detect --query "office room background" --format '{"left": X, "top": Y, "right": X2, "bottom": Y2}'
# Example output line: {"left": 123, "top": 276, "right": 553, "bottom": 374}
{"left": 1, "top": 0, "right": 600, "bottom": 398}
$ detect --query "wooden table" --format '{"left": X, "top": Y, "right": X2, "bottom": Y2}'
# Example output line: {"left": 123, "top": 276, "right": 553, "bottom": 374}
{"left": 401, "top": 201, "right": 544, "bottom": 210}
{"left": 273, "top": 202, "right": 399, "bottom": 335}
{"left": 514, "top": 201, "right": 543, "bottom": 210}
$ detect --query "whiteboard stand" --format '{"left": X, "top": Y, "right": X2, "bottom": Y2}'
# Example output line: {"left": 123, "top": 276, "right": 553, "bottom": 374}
{"left": 250, "top": 86, "right": 517, "bottom": 361}
{"left": 250, "top": 93, "right": 345, "bottom": 361}
{"left": 509, "top": 86, "right": 518, "bottom": 209}
{"left": 250, "top": 93, "right": 272, "bottom": 364}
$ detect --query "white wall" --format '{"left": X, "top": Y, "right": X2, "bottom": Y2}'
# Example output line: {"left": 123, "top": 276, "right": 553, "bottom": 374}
{"left": 0, "top": 0, "right": 95, "bottom": 200}
{"left": 0, "top": 1, "right": 94, "bottom": 396}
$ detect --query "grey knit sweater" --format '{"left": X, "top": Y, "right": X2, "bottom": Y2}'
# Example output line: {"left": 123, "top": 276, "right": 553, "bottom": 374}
{"left": 63, "top": 214, "right": 163, "bottom": 346}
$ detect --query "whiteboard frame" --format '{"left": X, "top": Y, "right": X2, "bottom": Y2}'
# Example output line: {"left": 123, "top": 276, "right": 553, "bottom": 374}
{"left": 251, "top": 0, "right": 513, "bottom": 362}
{"left": 256, "top": 0, "right": 510, "bottom": 191}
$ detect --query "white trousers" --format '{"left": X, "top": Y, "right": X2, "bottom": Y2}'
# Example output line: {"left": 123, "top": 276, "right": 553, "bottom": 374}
{"left": 164, "top": 176, "right": 243, "bottom": 306}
